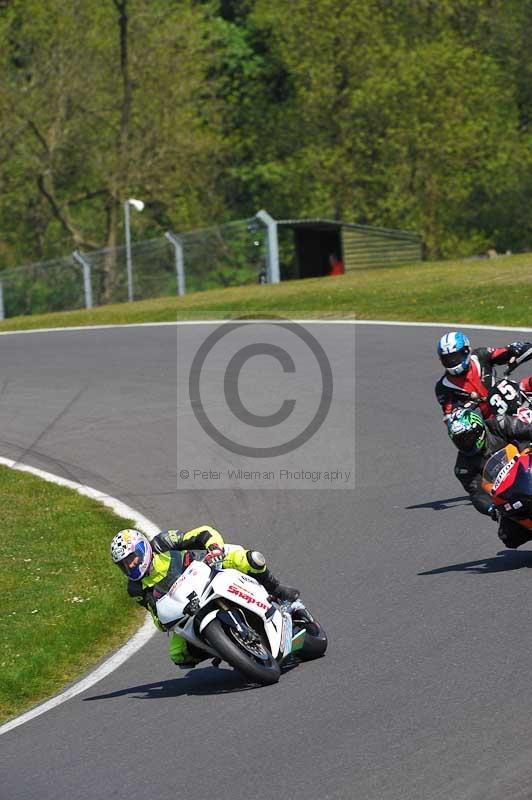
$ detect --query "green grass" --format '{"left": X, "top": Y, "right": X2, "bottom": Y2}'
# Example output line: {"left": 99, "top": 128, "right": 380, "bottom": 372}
{"left": 1, "top": 252, "right": 532, "bottom": 331}
{"left": 0, "top": 466, "right": 145, "bottom": 724}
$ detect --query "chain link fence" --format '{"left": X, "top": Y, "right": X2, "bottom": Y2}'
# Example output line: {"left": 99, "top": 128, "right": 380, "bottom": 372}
{"left": 0, "top": 212, "right": 422, "bottom": 320}
{"left": 0, "top": 255, "right": 86, "bottom": 319}
{"left": 81, "top": 236, "right": 178, "bottom": 306}
{"left": 0, "top": 217, "right": 268, "bottom": 319}
{"left": 176, "top": 217, "right": 267, "bottom": 293}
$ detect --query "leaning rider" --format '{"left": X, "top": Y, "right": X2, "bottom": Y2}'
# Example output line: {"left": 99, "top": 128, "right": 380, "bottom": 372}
{"left": 110, "top": 526, "right": 299, "bottom": 667}
{"left": 435, "top": 331, "right": 532, "bottom": 422}
{"left": 447, "top": 408, "right": 532, "bottom": 549}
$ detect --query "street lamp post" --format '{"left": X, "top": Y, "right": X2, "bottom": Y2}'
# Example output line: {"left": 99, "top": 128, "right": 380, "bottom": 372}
{"left": 124, "top": 197, "right": 144, "bottom": 302}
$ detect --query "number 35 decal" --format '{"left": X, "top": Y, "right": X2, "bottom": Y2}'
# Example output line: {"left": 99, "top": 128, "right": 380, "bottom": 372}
{"left": 489, "top": 379, "right": 520, "bottom": 415}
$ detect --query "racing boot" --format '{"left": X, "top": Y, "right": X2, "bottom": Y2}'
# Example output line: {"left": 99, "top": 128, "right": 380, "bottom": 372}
{"left": 498, "top": 522, "right": 532, "bottom": 550}
{"left": 258, "top": 568, "right": 300, "bottom": 603}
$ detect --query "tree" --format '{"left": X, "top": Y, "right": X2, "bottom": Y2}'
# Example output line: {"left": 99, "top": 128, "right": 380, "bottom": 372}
{"left": 246, "top": 0, "right": 521, "bottom": 256}
{"left": 0, "top": 0, "right": 228, "bottom": 295}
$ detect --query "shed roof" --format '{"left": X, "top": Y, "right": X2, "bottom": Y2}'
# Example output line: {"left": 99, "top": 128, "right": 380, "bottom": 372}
{"left": 277, "top": 217, "right": 421, "bottom": 242}
{"left": 277, "top": 218, "right": 341, "bottom": 230}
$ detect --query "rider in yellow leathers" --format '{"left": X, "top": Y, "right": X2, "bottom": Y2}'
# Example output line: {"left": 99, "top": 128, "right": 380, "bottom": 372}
{"left": 110, "top": 525, "right": 299, "bottom": 667}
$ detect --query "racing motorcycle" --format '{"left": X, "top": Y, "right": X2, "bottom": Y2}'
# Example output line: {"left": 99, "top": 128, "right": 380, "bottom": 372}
{"left": 482, "top": 443, "right": 532, "bottom": 532}
{"left": 155, "top": 559, "right": 327, "bottom": 685}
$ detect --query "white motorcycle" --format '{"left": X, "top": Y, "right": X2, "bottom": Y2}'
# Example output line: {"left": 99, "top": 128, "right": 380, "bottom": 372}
{"left": 156, "top": 559, "right": 327, "bottom": 685}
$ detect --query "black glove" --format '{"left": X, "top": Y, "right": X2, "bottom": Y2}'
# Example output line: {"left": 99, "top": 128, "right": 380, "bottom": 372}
{"left": 509, "top": 341, "right": 525, "bottom": 356}
{"left": 138, "top": 588, "right": 156, "bottom": 612}
{"left": 487, "top": 503, "right": 499, "bottom": 521}
{"left": 127, "top": 579, "right": 144, "bottom": 598}
{"left": 508, "top": 342, "right": 532, "bottom": 364}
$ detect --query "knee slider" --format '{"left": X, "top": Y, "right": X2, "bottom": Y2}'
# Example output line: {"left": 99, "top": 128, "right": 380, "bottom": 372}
{"left": 246, "top": 550, "right": 266, "bottom": 570}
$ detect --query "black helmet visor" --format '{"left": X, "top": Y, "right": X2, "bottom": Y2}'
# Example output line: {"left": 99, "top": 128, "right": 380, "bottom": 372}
{"left": 452, "top": 429, "right": 482, "bottom": 452}
{"left": 440, "top": 348, "right": 468, "bottom": 368}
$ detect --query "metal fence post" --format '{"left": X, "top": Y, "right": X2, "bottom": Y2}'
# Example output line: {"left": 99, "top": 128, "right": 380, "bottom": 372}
{"left": 124, "top": 200, "right": 134, "bottom": 301}
{"left": 72, "top": 250, "right": 94, "bottom": 309}
{"left": 165, "top": 232, "right": 186, "bottom": 296}
{"left": 0, "top": 280, "right": 5, "bottom": 320}
{"left": 255, "top": 209, "right": 280, "bottom": 283}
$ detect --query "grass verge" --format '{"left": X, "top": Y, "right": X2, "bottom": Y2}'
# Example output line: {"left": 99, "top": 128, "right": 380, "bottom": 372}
{"left": 0, "top": 466, "right": 145, "bottom": 724}
{"left": 0, "top": 252, "right": 531, "bottom": 332}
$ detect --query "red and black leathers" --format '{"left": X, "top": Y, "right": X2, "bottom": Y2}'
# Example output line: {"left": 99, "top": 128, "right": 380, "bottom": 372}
{"left": 454, "top": 415, "right": 532, "bottom": 523}
{"left": 435, "top": 343, "right": 532, "bottom": 422}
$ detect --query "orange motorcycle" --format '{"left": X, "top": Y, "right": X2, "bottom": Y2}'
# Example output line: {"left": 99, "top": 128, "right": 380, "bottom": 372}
{"left": 482, "top": 444, "right": 532, "bottom": 532}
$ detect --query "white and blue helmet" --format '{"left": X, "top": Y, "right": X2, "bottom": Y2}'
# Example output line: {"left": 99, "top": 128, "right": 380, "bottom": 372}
{"left": 110, "top": 529, "right": 153, "bottom": 580}
{"left": 437, "top": 331, "right": 471, "bottom": 375}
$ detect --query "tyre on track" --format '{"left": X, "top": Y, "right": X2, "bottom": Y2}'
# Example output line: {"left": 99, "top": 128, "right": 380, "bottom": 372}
{"left": 204, "top": 618, "right": 281, "bottom": 685}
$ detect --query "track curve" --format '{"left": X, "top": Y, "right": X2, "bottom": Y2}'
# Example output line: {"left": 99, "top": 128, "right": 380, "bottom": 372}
{"left": 2, "top": 322, "right": 532, "bottom": 800}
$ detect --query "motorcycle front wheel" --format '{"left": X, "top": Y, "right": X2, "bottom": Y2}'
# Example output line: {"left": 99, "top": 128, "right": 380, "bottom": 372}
{"left": 204, "top": 618, "right": 281, "bottom": 685}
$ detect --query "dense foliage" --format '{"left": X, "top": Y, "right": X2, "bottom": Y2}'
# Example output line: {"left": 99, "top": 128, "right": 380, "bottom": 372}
{"left": 1, "top": 0, "right": 532, "bottom": 270}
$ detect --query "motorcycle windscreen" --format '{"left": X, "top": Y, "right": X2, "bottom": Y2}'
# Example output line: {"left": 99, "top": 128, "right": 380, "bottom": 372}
{"left": 482, "top": 445, "right": 519, "bottom": 486}
{"left": 494, "top": 457, "right": 532, "bottom": 504}
{"left": 153, "top": 550, "right": 202, "bottom": 597}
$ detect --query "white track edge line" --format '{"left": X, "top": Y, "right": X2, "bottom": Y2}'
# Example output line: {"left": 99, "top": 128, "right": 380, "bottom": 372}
{"left": 0, "top": 456, "right": 159, "bottom": 737}
{"left": 1, "top": 319, "right": 532, "bottom": 335}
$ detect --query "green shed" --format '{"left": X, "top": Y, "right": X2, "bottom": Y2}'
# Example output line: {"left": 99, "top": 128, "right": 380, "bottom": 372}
{"left": 276, "top": 217, "right": 423, "bottom": 280}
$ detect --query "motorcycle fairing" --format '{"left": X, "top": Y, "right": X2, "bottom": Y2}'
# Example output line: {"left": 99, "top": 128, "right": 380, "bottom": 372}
{"left": 482, "top": 444, "right": 520, "bottom": 495}
{"left": 155, "top": 561, "right": 285, "bottom": 659}
{"left": 207, "top": 569, "right": 284, "bottom": 657}
{"left": 156, "top": 560, "right": 212, "bottom": 625}
{"left": 482, "top": 445, "right": 532, "bottom": 530}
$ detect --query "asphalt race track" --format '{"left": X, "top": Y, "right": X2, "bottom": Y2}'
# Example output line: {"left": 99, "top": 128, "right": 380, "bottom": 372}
{"left": 3, "top": 321, "right": 532, "bottom": 800}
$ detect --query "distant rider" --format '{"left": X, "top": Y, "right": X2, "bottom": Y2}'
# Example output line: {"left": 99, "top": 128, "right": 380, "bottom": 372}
{"left": 435, "top": 331, "right": 532, "bottom": 422}
{"left": 110, "top": 526, "right": 299, "bottom": 667}
{"left": 448, "top": 408, "right": 532, "bottom": 548}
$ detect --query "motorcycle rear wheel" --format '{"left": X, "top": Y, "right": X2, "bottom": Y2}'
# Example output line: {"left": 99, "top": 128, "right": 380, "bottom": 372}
{"left": 204, "top": 618, "right": 281, "bottom": 685}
